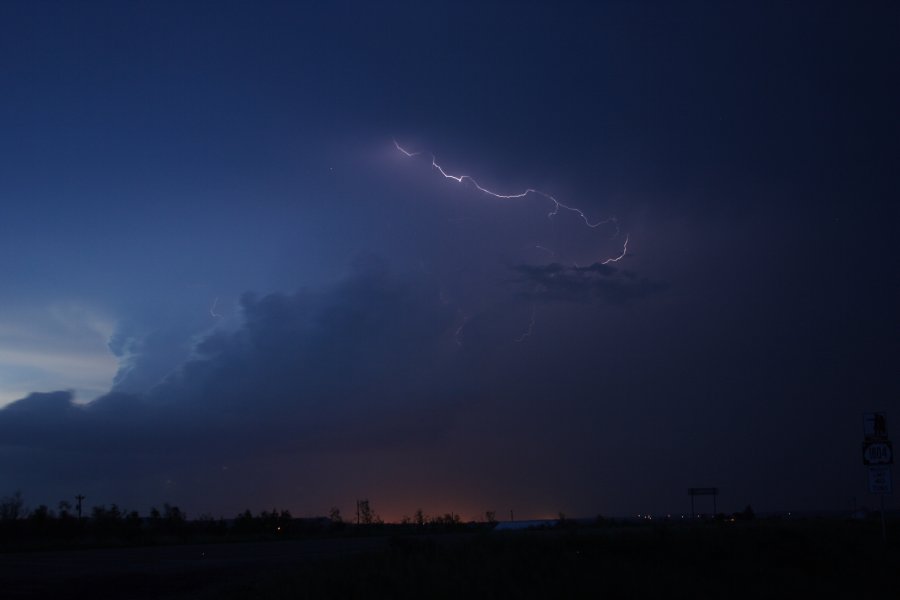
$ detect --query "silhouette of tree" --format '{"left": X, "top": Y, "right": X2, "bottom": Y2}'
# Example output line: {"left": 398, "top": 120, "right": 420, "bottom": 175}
{"left": 162, "top": 503, "right": 186, "bottom": 535}
{"left": 28, "top": 505, "right": 53, "bottom": 533}
{"left": 329, "top": 506, "right": 343, "bottom": 523}
{"left": 358, "top": 499, "right": 374, "bottom": 525}
{"left": 91, "top": 504, "right": 124, "bottom": 536}
{"left": 257, "top": 508, "right": 291, "bottom": 533}
{"left": 147, "top": 506, "right": 162, "bottom": 532}
{"left": 0, "top": 491, "right": 26, "bottom": 520}
{"left": 163, "top": 503, "right": 183, "bottom": 522}
{"left": 431, "top": 513, "right": 461, "bottom": 528}
{"left": 234, "top": 509, "right": 255, "bottom": 534}
{"left": 52, "top": 500, "right": 79, "bottom": 537}
{"left": 328, "top": 506, "right": 345, "bottom": 531}
{"left": 125, "top": 510, "right": 141, "bottom": 527}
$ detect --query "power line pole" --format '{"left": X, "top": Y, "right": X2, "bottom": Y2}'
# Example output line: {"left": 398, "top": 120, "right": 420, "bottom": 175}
{"left": 75, "top": 494, "right": 85, "bottom": 521}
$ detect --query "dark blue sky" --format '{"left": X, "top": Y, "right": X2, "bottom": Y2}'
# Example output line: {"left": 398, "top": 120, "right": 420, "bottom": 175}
{"left": 0, "top": 1, "right": 897, "bottom": 520}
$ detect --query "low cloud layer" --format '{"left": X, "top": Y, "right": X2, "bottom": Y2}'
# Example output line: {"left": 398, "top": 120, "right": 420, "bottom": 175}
{"left": 0, "top": 260, "right": 472, "bottom": 509}
{"left": 0, "top": 250, "right": 685, "bottom": 518}
{"left": 514, "top": 262, "right": 668, "bottom": 304}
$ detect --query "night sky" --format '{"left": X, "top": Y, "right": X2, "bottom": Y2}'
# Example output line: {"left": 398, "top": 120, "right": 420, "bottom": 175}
{"left": 1, "top": 1, "right": 897, "bottom": 521}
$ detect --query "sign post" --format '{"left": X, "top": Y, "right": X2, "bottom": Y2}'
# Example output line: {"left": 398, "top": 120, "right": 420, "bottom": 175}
{"left": 688, "top": 487, "right": 719, "bottom": 519}
{"left": 863, "top": 412, "right": 892, "bottom": 543}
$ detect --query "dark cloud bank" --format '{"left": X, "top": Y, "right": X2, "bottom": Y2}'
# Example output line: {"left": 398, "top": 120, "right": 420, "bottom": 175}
{"left": 514, "top": 262, "right": 667, "bottom": 304}
{"left": 0, "top": 258, "right": 667, "bottom": 517}
{"left": 4, "top": 244, "right": 887, "bottom": 520}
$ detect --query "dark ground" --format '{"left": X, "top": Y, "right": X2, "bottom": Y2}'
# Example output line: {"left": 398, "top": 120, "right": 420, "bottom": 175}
{"left": 2, "top": 520, "right": 898, "bottom": 599}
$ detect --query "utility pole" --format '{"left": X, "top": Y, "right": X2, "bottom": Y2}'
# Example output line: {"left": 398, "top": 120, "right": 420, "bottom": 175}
{"left": 75, "top": 494, "right": 85, "bottom": 520}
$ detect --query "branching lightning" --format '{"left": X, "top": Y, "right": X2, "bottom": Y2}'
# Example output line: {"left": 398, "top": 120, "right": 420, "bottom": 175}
{"left": 394, "top": 139, "right": 628, "bottom": 263}
{"left": 394, "top": 139, "right": 631, "bottom": 347}
{"left": 430, "top": 155, "right": 618, "bottom": 232}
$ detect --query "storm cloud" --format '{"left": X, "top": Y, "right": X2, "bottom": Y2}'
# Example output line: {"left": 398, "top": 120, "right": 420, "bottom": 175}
{"left": 1, "top": 1, "right": 896, "bottom": 522}
{"left": 513, "top": 262, "right": 668, "bottom": 304}
{"left": 0, "top": 261, "right": 470, "bottom": 503}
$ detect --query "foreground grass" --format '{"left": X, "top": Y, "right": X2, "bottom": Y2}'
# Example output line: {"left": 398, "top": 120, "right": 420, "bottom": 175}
{"left": 222, "top": 520, "right": 899, "bottom": 599}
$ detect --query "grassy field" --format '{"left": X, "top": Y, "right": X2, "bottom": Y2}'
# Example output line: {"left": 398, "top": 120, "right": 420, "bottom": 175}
{"left": 218, "top": 520, "right": 899, "bottom": 599}
{"left": 4, "top": 519, "right": 898, "bottom": 599}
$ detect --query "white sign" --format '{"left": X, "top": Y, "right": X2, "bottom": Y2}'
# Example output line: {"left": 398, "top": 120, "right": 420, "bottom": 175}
{"left": 863, "top": 441, "right": 893, "bottom": 465}
{"left": 868, "top": 466, "right": 893, "bottom": 494}
{"left": 864, "top": 412, "right": 888, "bottom": 440}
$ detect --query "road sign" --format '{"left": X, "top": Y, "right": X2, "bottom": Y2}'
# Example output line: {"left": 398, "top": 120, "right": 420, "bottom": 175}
{"left": 868, "top": 467, "right": 893, "bottom": 494}
{"left": 687, "top": 487, "right": 719, "bottom": 518}
{"left": 864, "top": 412, "right": 888, "bottom": 440}
{"left": 863, "top": 441, "right": 893, "bottom": 465}
{"left": 862, "top": 412, "right": 891, "bottom": 542}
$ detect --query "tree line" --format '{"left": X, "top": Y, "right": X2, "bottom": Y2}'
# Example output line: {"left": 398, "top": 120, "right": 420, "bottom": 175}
{"left": 0, "top": 491, "right": 490, "bottom": 550}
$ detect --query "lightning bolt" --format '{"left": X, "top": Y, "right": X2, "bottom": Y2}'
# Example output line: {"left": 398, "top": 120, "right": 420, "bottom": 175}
{"left": 394, "top": 140, "right": 628, "bottom": 263}
{"left": 515, "top": 305, "right": 537, "bottom": 343}
{"left": 455, "top": 320, "right": 466, "bottom": 346}
{"left": 600, "top": 234, "right": 628, "bottom": 265}
{"left": 430, "top": 155, "right": 618, "bottom": 231}
{"left": 393, "top": 139, "right": 420, "bottom": 157}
